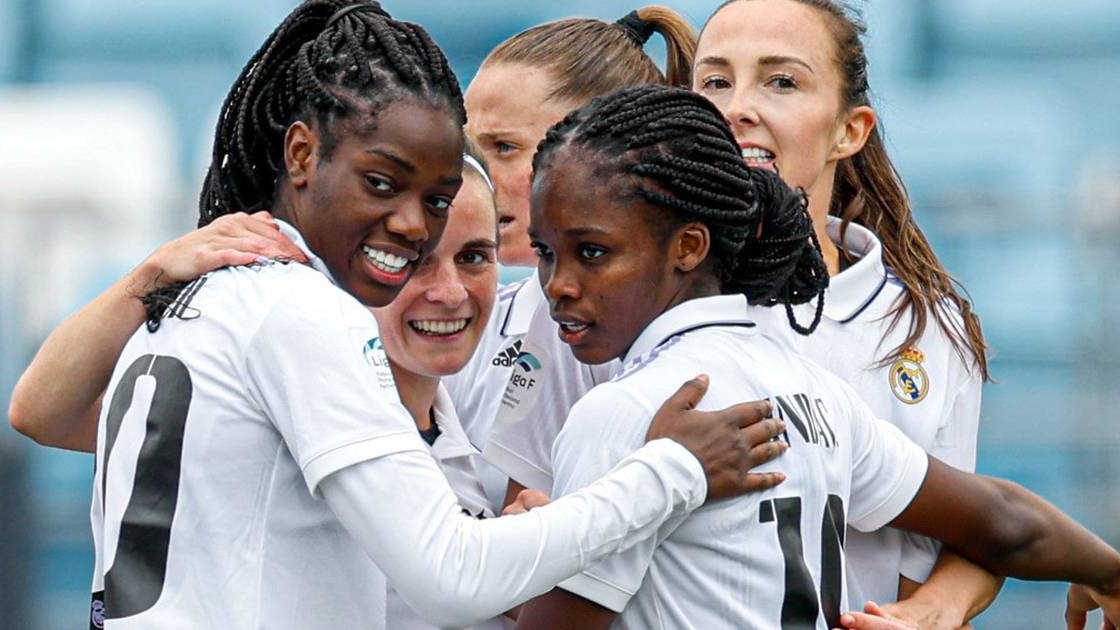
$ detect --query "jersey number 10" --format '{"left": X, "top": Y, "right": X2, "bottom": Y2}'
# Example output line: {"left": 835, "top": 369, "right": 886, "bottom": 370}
{"left": 760, "top": 494, "right": 846, "bottom": 629}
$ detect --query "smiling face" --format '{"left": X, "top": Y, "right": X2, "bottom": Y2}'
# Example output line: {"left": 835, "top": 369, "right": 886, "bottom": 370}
{"left": 372, "top": 170, "right": 499, "bottom": 377}
{"left": 529, "top": 150, "right": 681, "bottom": 365}
{"left": 465, "top": 62, "right": 582, "bottom": 267}
{"left": 693, "top": 0, "right": 855, "bottom": 214}
{"left": 284, "top": 101, "right": 465, "bottom": 307}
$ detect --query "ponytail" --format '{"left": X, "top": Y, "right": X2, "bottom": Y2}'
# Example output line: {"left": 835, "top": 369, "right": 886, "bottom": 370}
{"left": 481, "top": 6, "right": 697, "bottom": 105}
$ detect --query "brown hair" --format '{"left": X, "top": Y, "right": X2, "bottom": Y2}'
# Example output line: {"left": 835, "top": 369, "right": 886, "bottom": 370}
{"left": 482, "top": 6, "right": 697, "bottom": 105}
{"left": 710, "top": 0, "right": 990, "bottom": 380}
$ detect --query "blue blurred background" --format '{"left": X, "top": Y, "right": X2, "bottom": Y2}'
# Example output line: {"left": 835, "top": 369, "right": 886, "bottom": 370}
{"left": 1, "top": 1, "right": 1118, "bottom": 628}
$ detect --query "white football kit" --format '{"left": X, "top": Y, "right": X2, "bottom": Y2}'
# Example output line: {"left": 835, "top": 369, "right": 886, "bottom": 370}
{"left": 88, "top": 222, "right": 711, "bottom": 629}
{"left": 482, "top": 218, "right": 981, "bottom": 606}
{"left": 444, "top": 274, "right": 541, "bottom": 510}
{"left": 386, "top": 384, "right": 510, "bottom": 630}
{"left": 551, "top": 294, "right": 929, "bottom": 629}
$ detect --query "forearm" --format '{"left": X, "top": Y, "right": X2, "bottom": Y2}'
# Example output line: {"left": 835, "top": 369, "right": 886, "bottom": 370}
{"left": 893, "top": 459, "right": 1120, "bottom": 591}
{"left": 8, "top": 260, "right": 155, "bottom": 451}
{"left": 320, "top": 439, "right": 705, "bottom": 628}
{"left": 894, "top": 550, "right": 1003, "bottom": 626}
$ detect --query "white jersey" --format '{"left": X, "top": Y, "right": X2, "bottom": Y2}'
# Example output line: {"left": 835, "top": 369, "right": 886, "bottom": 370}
{"left": 444, "top": 275, "right": 541, "bottom": 509}
{"left": 551, "top": 295, "right": 929, "bottom": 629}
{"left": 90, "top": 259, "right": 415, "bottom": 628}
{"left": 482, "top": 278, "right": 617, "bottom": 491}
{"left": 481, "top": 218, "right": 981, "bottom": 605}
{"left": 89, "top": 223, "right": 713, "bottom": 630}
{"left": 386, "top": 384, "right": 512, "bottom": 630}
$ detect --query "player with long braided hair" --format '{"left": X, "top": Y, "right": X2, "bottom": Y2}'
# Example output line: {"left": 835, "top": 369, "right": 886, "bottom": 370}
{"left": 15, "top": 3, "right": 781, "bottom": 627}
{"left": 513, "top": 84, "right": 1120, "bottom": 630}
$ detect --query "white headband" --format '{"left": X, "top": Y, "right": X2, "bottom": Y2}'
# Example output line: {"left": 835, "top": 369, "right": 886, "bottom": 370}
{"left": 462, "top": 154, "right": 494, "bottom": 192}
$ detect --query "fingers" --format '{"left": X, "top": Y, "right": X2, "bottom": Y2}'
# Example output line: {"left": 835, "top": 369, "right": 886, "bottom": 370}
{"left": 668, "top": 374, "right": 710, "bottom": 412}
{"left": 738, "top": 472, "right": 786, "bottom": 493}
{"left": 717, "top": 399, "right": 773, "bottom": 429}
{"left": 501, "top": 489, "right": 552, "bottom": 516}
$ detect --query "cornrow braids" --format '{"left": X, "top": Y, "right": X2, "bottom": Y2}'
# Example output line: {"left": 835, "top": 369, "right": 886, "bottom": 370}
{"left": 148, "top": 0, "right": 465, "bottom": 330}
{"left": 534, "top": 85, "right": 828, "bottom": 335}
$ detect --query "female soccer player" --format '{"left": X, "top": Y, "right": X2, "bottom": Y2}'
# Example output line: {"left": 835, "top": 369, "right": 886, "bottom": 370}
{"left": 512, "top": 84, "right": 1120, "bottom": 630}
{"left": 448, "top": 6, "right": 708, "bottom": 509}
{"left": 486, "top": 1, "right": 999, "bottom": 625}
{"left": 11, "top": 3, "right": 781, "bottom": 627}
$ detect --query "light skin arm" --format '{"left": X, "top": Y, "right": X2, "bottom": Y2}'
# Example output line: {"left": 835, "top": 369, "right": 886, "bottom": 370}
{"left": 837, "top": 552, "right": 1003, "bottom": 630}
{"left": 8, "top": 212, "right": 304, "bottom": 451}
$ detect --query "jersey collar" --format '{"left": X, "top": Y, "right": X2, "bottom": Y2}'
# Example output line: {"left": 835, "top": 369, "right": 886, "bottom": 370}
{"left": 275, "top": 219, "right": 338, "bottom": 285}
{"left": 823, "top": 217, "right": 889, "bottom": 323}
{"left": 622, "top": 294, "right": 755, "bottom": 366}
{"left": 429, "top": 383, "right": 480, "bottom": 460}
{"left": 500, "top": 274, "right": 544, "bottom": 337}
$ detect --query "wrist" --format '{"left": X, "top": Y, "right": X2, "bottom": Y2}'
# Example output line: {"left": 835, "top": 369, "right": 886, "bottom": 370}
{"left": 125, "top": 256, "right": 170, "bottom": 297}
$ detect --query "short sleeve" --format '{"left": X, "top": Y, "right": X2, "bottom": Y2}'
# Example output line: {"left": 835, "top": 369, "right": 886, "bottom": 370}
{"left": 244, "top": 283, "right": 425, "bottom": 496}
{"left": 843, "top": 385, "right": 929, "bottom": 533}
{"left": 551, "top": 384, "right": 666, "bottom": 612}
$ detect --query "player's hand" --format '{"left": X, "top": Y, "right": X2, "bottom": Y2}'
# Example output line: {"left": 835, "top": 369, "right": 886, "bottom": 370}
{"left": 130, "top": 211, "right": 306, "bottom": 293}
{"left": 646, "top": 374, "right": 787, "bottom": 502}
{"left": 502, "top": 489, "right": 551, "bottom": 516}
{"left": 872, "top": 599, "right": 971, "bottom": 630}
{"left": 1066, "top": 583, "right": 1120, "bottom": 630}
{"left": 834, "top": 601, "right": 920, "bottom": 630}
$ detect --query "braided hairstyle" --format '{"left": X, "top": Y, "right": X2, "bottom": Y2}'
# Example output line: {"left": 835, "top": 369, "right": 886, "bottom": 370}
{"left": 144, "top": 1, "right": 465, "bottom": 329}
{"left": 533, "top": 85, "right": 829, "bottom": 335}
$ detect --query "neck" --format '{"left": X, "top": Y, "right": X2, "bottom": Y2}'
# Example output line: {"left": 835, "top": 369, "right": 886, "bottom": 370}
{"left": 806, "top": 176, "right": 841, "bottom": 277}
{"left": 388, "top": 361, "right": 440, "bottom": 430}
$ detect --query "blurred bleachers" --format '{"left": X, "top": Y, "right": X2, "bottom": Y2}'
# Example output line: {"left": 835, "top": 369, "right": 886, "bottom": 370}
{"left": 1, "top": 1, "right": 1118, "bottom": 628}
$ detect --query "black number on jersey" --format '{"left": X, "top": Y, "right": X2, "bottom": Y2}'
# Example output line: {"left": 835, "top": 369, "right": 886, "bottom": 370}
{"left": 759, "top": 494, "right": 846, "bottom": 629}
{"left": 95, "top": 354, "right": 192, "bottom": 623}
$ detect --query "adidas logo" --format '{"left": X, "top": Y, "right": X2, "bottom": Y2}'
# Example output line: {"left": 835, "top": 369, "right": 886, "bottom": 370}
{"left": 492, "top": 340, "right": 523, "bottom": 367}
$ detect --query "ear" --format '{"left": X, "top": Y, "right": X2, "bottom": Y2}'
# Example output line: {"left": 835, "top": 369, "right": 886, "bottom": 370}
{"left": 673, "top": 223, "right": 711, "bottom": 273}
{"left": 830, "top": 105, "right": 875, "bottom": 162}
{"left": 284, "top": 121, "right": 318, "bottom": 189}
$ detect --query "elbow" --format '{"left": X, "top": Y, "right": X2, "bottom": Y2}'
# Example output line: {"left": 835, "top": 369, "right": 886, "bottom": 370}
{"left": 8, "top": 395, "right": 44, "bottom": 443}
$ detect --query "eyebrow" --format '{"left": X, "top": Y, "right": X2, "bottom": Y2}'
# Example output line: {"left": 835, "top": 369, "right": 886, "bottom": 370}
{"left": 472, "top": 130, "right": 517, "bottom": 141}
{"left": 695, "top": 54, "right": 814, "bottom": 74}
{"left": 367, "top": 148, "right": 416, "bottom": 173}
{"left": 759, "top": 55, "right": 814, "bottom": 74}
{"left": 461, "top": 238, "right": 498, "bottom": 250}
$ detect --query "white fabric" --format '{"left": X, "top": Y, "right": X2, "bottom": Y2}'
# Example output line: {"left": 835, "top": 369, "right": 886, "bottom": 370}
{"left": 482, "top": 277, "right": 617, "bottom": 491}
{"left": 481, "top": 218, "right": 982, "bottom": 606}
{"left": 387, "top": 384, "right": 511, "bottom": 630}
{"left": 89, "top": 222, "right": 709, "bottom": 629}
{"left": 551, "top": 295, "right": 929, "bottom": 629}
{"left": 444, "top": 275, "right": 542, "bottom": 509}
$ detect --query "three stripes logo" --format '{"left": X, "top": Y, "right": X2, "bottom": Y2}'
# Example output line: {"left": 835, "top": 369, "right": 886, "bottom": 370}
{"left": 492, "top": 340, "right": 523, "bottom": 367}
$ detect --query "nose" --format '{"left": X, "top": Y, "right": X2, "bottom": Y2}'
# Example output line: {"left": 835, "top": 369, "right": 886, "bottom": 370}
{"left": 724, "top": 85, "right": 760, "bottom": 130}
{"left": 543, "top": 257, "right": 580, "bottom": 307}
{"left": 423, "top": 260, "right": 468, "bottom": 308}
{"left": 385, "top": 199, "right": 431, "bottom": 244}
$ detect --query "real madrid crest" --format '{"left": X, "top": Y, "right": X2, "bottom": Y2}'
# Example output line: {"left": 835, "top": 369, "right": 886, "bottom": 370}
{"left": 889, "top": 347, "right": 929, "bottom": 404}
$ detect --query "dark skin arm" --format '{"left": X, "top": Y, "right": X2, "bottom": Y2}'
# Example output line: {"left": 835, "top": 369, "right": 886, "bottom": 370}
{"left": 515, "top": 587, "right": 616, "bottom": 630}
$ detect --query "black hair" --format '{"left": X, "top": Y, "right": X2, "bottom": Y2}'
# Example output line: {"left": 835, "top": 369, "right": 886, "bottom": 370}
{"left": 532, "top": 85, "right": 829, "bottom": 335}
{"left": 143, "top": 0, "right": 465, "bottom": 330}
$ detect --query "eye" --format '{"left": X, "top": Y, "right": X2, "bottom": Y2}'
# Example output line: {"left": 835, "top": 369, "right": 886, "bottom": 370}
{"left": 699, "top": 75, "right": 732, "bottom": 91}
{"left": 455, "top": 250, "right": 493, "bottom": 266}
{"left": 578, "top": 244, "right": 608, "bottom": 261}
{"left": 765, "top": 74, "right": 798, "bottom": 92}
{"left": 531, "top": 240, "right": 553, "bottom": 259}
{"left": 366, "top": 175, "right": 395, "bottom": 193}
{"left": 428, "top": 196, "right": 453, "bottom": 215}
{"left": 495, "top": 141, "right": 516, "bottom": 155}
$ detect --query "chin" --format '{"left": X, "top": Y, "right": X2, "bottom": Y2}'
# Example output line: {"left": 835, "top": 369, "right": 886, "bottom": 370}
{"left": 570, "top": 344, "right": 620, "bottom": 366}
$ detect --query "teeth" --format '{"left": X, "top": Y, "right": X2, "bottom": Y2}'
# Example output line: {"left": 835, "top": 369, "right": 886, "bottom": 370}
{"left": 410, "top": 319, "right": 469, "bottom": 335}
{"left": 741, "top": 147, "right": 775, "bottom": 164}
{"left": 362, "top": 246, "right": 408, "bottom": 273}
{"left": 560, "top": 322, "right": 588, "bottom": 333}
